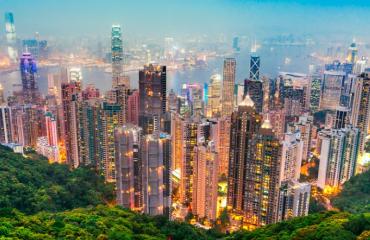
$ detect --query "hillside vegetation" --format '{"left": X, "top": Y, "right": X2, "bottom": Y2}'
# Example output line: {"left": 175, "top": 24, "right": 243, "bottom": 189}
{"left": 0, "top": 145, "right": 369, "bottom": 239}
{"left": 0, "top": 145, "right": 114, "bottom": 214}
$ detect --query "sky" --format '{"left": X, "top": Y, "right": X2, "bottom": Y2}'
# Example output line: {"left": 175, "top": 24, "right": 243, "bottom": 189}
{"left": 1, "top": 0, "right": 370, "bottom": 41}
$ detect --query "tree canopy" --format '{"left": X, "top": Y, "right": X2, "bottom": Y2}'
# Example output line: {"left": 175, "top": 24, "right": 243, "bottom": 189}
{"left": 332, "top": 169, "right": 370, "bottom": 214}
{"left": 0, "top": 145, "right": 114, "bottom": 214}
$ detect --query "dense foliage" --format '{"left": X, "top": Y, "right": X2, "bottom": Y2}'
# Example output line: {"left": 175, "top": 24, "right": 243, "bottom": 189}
{"left": 332, "top": 170, "right": 370, "bottom": 214}
{"left": 0, "top": 145, "right": 114, "bottom": 214}
{"left": 227, "top": 211, "right": 370, "bottom": 240}
{"left": 0, "top": 206, "right": 369, "bottom": 240}
{"left": 0, "top": 205, "right": 211, "bottom": 240}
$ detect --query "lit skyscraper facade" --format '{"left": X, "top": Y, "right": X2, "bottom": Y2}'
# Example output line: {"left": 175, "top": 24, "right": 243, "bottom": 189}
{"left": 61, "top": 80, "right": 82, "bottom": 168}
{"left": 280, "top": 131, "right": 303, "bottom": 182}
{"left": 221, "top": 58, "right": 236, "bottom": 117}
{"left": 318, "top": 126, "right": 360, "bottom": 189}
{"left": 206, "top": 74, "right": 222, "bottom": 118}
{"left": 193, "top": 141, "right": 219, "bottom": 221}
{"left": 180, "top": 120, "right": 199, "bottom": 205}
{"left": 111, "top": 25, "right": 127, "bottom": 87}
{"left": 227, "top": 96, "right": 261, "bottom": 214}
{"left": 244, "top": 79, "right": 263, "bottom": 113}
{"left": 139, "top": 64, "right": 167, "bottom": 134}
{"left": 142, "top": 134, "right": 171, "bottom": 217}
{"left": 277, "top": 181, "right": 311, "bottom": 221}
{"left": 115, "top": 124, "right": 143, "bottom": 211}
{"left": 100, "top": 102, "right": 123, "bottom": 183}
{"left": 20, "top": 52, "right": 39, "bottom": 104}
{"left": 350, "top": 73, "right": 370, "bottom": 163}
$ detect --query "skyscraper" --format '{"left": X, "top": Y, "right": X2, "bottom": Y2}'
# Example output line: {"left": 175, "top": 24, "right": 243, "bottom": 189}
{"left": 142, "top": 133, "right": 171, "bottom": 217}
{"left": 180, "top": 119, "right": 199, "bottom": 205}
{"left": 249, "top": 55, "right": 260, "bottom": 81}
{"left": 127, "top": 90, "right": 139, "bottom": 125}
{"left": 320, "top": 71, "right": 345, "bottom": 111}
{"left": 115, "top": 124, "right": 143, "bottom": 211}
{"left": 100, "top": 101, "right": 123, "bottom": 183}
{"left": 247, "top": 118, "right": 281, "bottom": 227}
{"left": 244, "top": 79, "right": 263, "bottom": 113}
{"left": 309, "top": 76, "right": 322, "bottom": 113}
{"left": 221, "top": 58, "right": 236, "bottom": 117}
{"left": 277, "top": 180, "right": 311, "bottom": 221}
{"left": 318, "top": 126, "right": 360, "bottom": 189}
{"left": 206, "top": 74, "right": 222, "bottom": 118}
{"left": 228, "top": 95, "right": 281, "bottom": 228}
{"left": 0, "top": 106, "right": 13, "bottom": 144}
{"left": 280, "top": 131, "right": 303, "bottom": 182}
{"left": 350, "top": 73, "right": 370, "bottom": 163}
{"left": 193, "top": 140, "right": 219, "bottom": 221}
{"left": 61, "top": 80, "right": 82, "bottom": 168}
{"left": 20, "top": 52, "right": 39, "bottom": 104}
{"left": 139, "top": 64, "right": 167, "bottom": 134}
{"left": 347, "top": 42, "right": 358, "bottom": 64}
{"left": 227, "top": 95, "right": 261, "bottom": 214}
{"left": 4, "top": 12, "right": 18, "bottom": 62}
{"left": 111, "top": 25, "right": 127, "bottom": 87}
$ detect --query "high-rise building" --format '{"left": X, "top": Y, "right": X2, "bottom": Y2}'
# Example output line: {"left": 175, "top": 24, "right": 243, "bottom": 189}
{"left": 244, "top": 79, "right": 263, "bottom": 113}
{"left": 61, "top": 80, "right": 82, "bottom": 168}
{"left": 227, "top": 95, "right": 261, "bottom": 214}
{"left": 247, "top": 118, "right": 281, "bottom": 227}
{"left": 79, "top": 99, "right": 101, "bottom": 167}
{"left": 350, "top": 73, "right": 370, "bottom": 163}
{"left": 139, "top": 64, "right": 167, "bottom": 134}
{"left": 249, "top": 55, "right": 260, "bottom": 81}
{"left": 111, "top": 25, "right": 126, "bottom": 87}
{"left": 268, "top": 108, "right": 286, "bottom": 141}
{"left": 0, "top": 84, "right": 5, "bottom": 105}
{"left": 206, "top": 74, "right": 222, "bottom": 118}
{"left": 320, "top": 71, "right": 346, "bottom": 111}
{"left": 280, "top": 131, "right": 303, "bottom": 182}
{"left": 193, "top": 140, "right": 219, "bottom": 221}
{"left": 100, "top": 102, "right": 123, "bottom": 183}
{"left": 277, "top": 180, "right": 311, "bottom": 221}
{"left": 214, "top": 117, "right": 231, "bottom": 176}
{"left": 142, "top": 133, "right": 171, "bottom": 217}
{"left": 180, "top": 119, "right": 199, "bottom": 205}
{"left": 20, "top": 52, "right": 39, "bottom": 104}
{"left": 309, "top": 76, "right": 322, "bottom": 112}
{"left": 347, "top": 42, "right": 358, "bottom": 64}
{"left": 115, "top": 124, "right": 143, "bottom": 211}
{"left": 228, "top": 95, "right": 281, "bottom": 228}
{"left": 45, "top": 112, "right": 58, "bottom": 146}
{"left": 127, "top": 90, "right": 139, "bottom": 125}
{"left": 106, "top": 84, "right": 127, "bottom": 124}
{"left": 4, "top": 12, "right": 18, "bottom": 62}
{"left": 171, "top": 112, "right": 184, "bottom": 171}
{"left": 22, "top": 39, "right": 39, "bottom": 59}
{"left": 232, "top": 36, "right": 240, "bottom": 53}
{"left": 0, "top": 106, "right": 13, "bottom": 144}
{"left": 317, "top": 126, "right": 360, "bottom": 189}
{"left": 221, "top": 58, "right": 236, "bottom": 117}
{"left": 294, "top": 115, "right": 313, "bottom": 163}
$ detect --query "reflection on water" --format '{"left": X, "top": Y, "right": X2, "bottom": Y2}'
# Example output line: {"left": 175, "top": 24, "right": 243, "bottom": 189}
{"left": 0, "top": 45, "right": 320, "bottom": 98}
